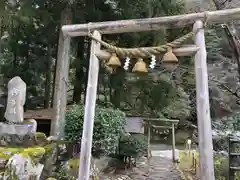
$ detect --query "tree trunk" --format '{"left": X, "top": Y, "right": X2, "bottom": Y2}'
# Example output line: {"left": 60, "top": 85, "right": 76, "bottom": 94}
{"left": 109, "top": 71, "right": 124, "bottom": 108}
{"left": 44, "top": 44, "right": 52, "bottom": 108}
{"left": 0, "top": 19, "right": 3, "bottom": 53}
{"left": 103, "top": 74, "right": 108, "bottom": 102}
{"left": 13, "top": 26, "right": 19, "bottom": 70}
{"left": 73, "top": 37, "right": 85, "bottom": 103}
{"left": 83, "top": 41, "right": 91, "bottom": 103}
{"left": 51, "top": 6, "right": 72, "bottom": 137}
{"left": 51, "top": 25, "right": 60, "bottom": 107}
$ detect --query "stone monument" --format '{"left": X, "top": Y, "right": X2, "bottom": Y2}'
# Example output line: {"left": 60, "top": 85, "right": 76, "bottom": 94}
{"left": 4, "top": 76, "right": 26, "bottom": 123}
{"left": 0, "top": 76, "right": 37, "bottom": 146}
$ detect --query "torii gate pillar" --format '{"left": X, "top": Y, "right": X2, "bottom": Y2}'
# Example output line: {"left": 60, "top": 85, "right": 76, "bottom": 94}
{"left": 194, "top": 20, "right": 215, "bottom": 180}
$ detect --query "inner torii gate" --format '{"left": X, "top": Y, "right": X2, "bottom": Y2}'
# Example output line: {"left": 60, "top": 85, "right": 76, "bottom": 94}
{"left": 51, "top": 8, "right": 240, "bottom": 180}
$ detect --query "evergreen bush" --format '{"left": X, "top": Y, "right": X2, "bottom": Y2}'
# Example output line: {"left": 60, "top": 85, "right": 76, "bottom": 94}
{"left": 118, "top": 134, "right": 148, "bottom": 158}
{"left": 64, "top": 105, "right": 126, "bottom": 155}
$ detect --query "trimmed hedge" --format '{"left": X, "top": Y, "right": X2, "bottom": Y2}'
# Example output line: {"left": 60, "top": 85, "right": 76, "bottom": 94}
{"left": 118, "top": 134, "right": 148, "bottom": 158}
{"left": 64, "top": 105, "right": 126, "bottom": 155}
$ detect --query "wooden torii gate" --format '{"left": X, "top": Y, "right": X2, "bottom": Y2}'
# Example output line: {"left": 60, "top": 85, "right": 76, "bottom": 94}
{"left": 144, "top": 118, "right": 179, "bottom": 162}
{"left": 51, "top": 8, "right": 240, "bottom": 180}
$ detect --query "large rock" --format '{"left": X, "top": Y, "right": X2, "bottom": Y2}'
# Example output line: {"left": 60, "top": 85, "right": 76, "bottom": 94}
{"left": 0, "top": 120, "right": 37, "bottom": 147}
{"left": 40, "top": 143, "right": 58, "bottom": 180}
{"left": 0, "top": 120, "right": 36, "bottom": 136}
{"left": 64, "top": 156, "right": 114, "bottom": 179}
{"left": 3, "top": 154, "right": 44, "bottom": 180}
{"left": 0, "top": 147, "right": 46, "bottom": 180}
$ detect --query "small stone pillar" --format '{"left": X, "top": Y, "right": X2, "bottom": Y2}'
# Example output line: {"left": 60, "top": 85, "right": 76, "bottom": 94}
{"left": 4, "top": 76, "right": 26, "bottom": 123}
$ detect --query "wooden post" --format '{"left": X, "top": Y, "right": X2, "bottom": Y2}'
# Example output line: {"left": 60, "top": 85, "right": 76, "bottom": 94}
{"left": 228, "top": 135, "right": 234, "bottom": 180}
{"left": 172, "top": 123, "right": 176, "bottom": 162}
{"left": 78, "top": 30, "right": 101, "bottom": 180}
{"left": 51, "top": 7, "right": 72, "bottom": 138}
{"left": 51, "top": 27, "right": 71, "bottom": 138}
{"left": 147, "top": 124, "right": 151, "bottom": 158}
{"left": 193, "top": 20, "right": 215, "bottom": 180}
{"left": 51, "top": 36, "right": 71, "bottom": 138}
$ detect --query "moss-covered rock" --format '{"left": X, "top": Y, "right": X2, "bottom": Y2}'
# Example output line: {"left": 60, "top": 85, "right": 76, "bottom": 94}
{"left": 40, "top": 143, "right": 58, "bottom": 180}
{"left": 0, "top": 147, "right": 45, "bottom": 160}
{"left": 35, "top": 132, "right": 48, "bottom": 145}
{"left": 0, "top": 130, "right": 48, "bottom": 148}
{"left": 0, "top": 144, "right": 56, "bottom": 180}
{"left": 0, "top": 146, "right": 47, "bottom": 173}
{"left": 4, "top": 153, "right": 44, "bottom": 180}
{"left": 21, "top": 147, "right": 46, "bottom": 163}
{"left": 64, "top": 157, "right": 100, "bottom": 179}
{"left": 0, "top": 147, "right": 21, "bottom": 157}
{"left": 66, "top": 157, "right": 79, "bottom": 178}
{"left": 0, "top": 134, "right": 35, "bottom": 147}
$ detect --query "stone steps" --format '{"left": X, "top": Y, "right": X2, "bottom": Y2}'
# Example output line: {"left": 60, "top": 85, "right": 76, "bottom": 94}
{"left": 147, "top": 156, "right": 181, "bottom": 180}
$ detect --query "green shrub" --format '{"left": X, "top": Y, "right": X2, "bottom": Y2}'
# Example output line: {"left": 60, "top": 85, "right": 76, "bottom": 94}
{"left": 214, "top": 154, "right": 240, "bottom": 180}
{"left": 54, "top": 166, "right": 76, "bottom": 180}
{"left": 64, "top": 105, "right": 126, "bottom": 155}
{"left": 118, "top": 134, "right": 148, "bottom": 158}
{"left": 214, "top": 155, "right": 229, "bottom": 179}
{"left": 213, "top": 136, "right": 228, "bottom": 151}
{"left": 215, "top": 112, "right": 240, "bottom": 132}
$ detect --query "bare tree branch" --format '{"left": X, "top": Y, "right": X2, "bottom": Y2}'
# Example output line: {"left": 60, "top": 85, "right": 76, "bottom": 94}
{"left": 210, "top": 78, "right": 240, "bottom": 98}
{"left": 212, "top": 0, "right": 240, "bottom": 82}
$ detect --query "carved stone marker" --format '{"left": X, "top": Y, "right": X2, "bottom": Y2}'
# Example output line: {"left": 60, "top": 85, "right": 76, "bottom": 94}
{"left": 4, "top": 76, "right": 26, "bottom": 123}
{"left": 0, "top": 77, "right": 38, "bottom": 147}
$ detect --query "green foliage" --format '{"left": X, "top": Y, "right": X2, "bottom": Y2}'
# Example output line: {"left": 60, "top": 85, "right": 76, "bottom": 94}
{"left": 118, "top": 134, "right": 148, "bottom": 158}
{"left": 180, "top": 152, "right": 240, "bottom": 180}
{"left": 0, "top": 0, "right": 226, "bottom": 126}
{"left": 214, "top": 155, "right": 229, "bottom": 179}
{"left": 54, "top": 166, "right": 76, "bottom": 180}
{"left": 205, "top": 25, "right": 223, "bottom": 59}
{"left": 123, "top": 73, "right": 191, "bottom": 119}
{"left": 162, "top": 86, "right": 191, "bottom": 120}
{"left": 215, "top": 112, "right": 240, "bottom": 131}
{"left": 214, "top": 154, "right": 240, "bottom": 180}
{"left": 212, "top": 112, "right": 240, "bottom": 151}
{"left": 64, "top": 105, "right": 126, "bottom": 155}
{"left": 213, "top": 136, "right": 228, "bottom": 151}
{"left": 0, "top": 0, "right": 192, "bottom": 113}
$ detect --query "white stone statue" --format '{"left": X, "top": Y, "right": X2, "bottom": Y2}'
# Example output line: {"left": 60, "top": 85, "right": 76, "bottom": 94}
{"left": 4, "top": 76, "right": 26, "bottom": 123}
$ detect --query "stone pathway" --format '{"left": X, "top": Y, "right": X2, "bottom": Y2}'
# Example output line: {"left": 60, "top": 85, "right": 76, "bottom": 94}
{"left": 99, "top": 144, "right": 182, "bottom": 179}
{"left": 147, "top": 156, "right": 181, "bottom": 180}
{"left": 147, "top": 144, "right": 181, "bottom": 179}
{"left": 126, "top": 154, "right": 181, "bottom": 180}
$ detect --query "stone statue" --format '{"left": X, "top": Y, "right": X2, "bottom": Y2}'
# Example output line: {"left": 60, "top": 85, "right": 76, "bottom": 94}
{"left": 4, "top": 76, "right": 26, "bottom": 123}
